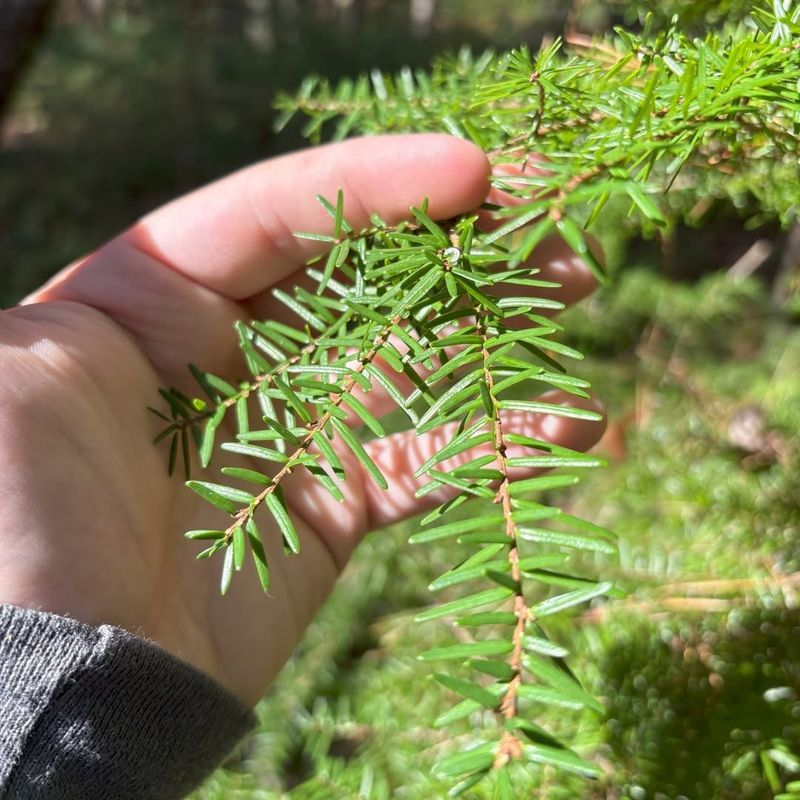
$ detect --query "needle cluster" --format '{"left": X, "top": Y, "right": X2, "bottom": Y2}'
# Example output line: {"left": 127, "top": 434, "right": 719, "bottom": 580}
{"left": 154, "top": 5, "right": 800, "bottom": 794}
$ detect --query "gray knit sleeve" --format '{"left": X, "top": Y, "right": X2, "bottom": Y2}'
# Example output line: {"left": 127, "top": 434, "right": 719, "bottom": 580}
{"left": 0, "top": 604, "right": 257, "bottom": 800}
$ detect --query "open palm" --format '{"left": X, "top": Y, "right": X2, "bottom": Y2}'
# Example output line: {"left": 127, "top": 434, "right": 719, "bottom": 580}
{"left": 0, "top": 134, "right": 603, "bottom": 708}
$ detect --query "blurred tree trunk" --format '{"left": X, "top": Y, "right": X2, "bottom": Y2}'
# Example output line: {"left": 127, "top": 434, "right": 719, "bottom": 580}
{"left": 80, "top": 0, "right": 108, "bottom": 24}
{"left": 179, "top": 0, "right": 208, "bottom": 182}
{"left": 410, "top": 0, "right": 435, "bottom": 38}
{"left": 244, "top": 0, "right": 275, "bottom": 51}
{"left": 0, "top": 0, "right": 57, "bottom": 119}
{"left": 219, "top": 0, "right": 248, "bottom": 37}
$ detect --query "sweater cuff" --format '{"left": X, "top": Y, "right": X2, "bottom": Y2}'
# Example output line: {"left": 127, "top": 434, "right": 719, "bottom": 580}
{"left": 0, "top": 604, "right": 256, "bottom": 800}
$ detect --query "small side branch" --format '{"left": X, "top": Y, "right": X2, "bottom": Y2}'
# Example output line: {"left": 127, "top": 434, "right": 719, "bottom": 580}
{"left": 223, "top": 313, "right": 403, "bottom": 544}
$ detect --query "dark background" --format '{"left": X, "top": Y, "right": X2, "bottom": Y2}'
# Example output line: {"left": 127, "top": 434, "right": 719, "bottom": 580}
{"left": 0, "top": 0, "right": 590, "bottom": 305}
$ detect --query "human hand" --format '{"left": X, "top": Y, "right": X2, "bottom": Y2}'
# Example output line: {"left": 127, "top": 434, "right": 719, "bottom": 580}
{"left": 0, "top": 134, "right": 603, "bottom": 707}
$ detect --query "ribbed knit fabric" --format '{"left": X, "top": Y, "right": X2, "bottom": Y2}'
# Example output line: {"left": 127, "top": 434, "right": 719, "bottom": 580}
{"left": 0, "top": 604, "right": 256, "bottom": 800}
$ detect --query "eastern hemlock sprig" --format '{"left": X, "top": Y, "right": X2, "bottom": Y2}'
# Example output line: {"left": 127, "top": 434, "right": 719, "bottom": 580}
{"left": 153, "top": 5, "right": 800, "bottom": 794}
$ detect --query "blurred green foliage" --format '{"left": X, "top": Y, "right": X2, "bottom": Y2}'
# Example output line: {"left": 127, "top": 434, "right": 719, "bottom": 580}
{"left": 3, "top": 1, "right": 800, "bottom": 798}
{"left": 183, "top": 263, "right": 800, "bottom": 799}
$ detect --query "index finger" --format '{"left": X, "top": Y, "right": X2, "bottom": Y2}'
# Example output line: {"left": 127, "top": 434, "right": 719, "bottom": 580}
{"left": 122, "top": 134, "right": 492, "bottom": 300}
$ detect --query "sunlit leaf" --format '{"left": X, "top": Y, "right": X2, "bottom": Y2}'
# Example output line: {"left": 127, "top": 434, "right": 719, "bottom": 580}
{"left": 415, "top": 587, "right": 513, "bottom": 622}
{"left": 420, "top": 640, "right": 514, "bottom": 662}
{"left": 266, "top": 488, "right": 300, "bottom": 554}
{"left": 330, "top": 417, "right": 388, "bottom": 489}
{"left": 434, "top": 673, "right": 500, "bottom": 709}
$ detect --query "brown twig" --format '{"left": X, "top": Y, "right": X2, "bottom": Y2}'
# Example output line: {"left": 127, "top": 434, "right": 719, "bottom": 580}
{"left": 475, "top": 309, "right": 526, "bottom": 767}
